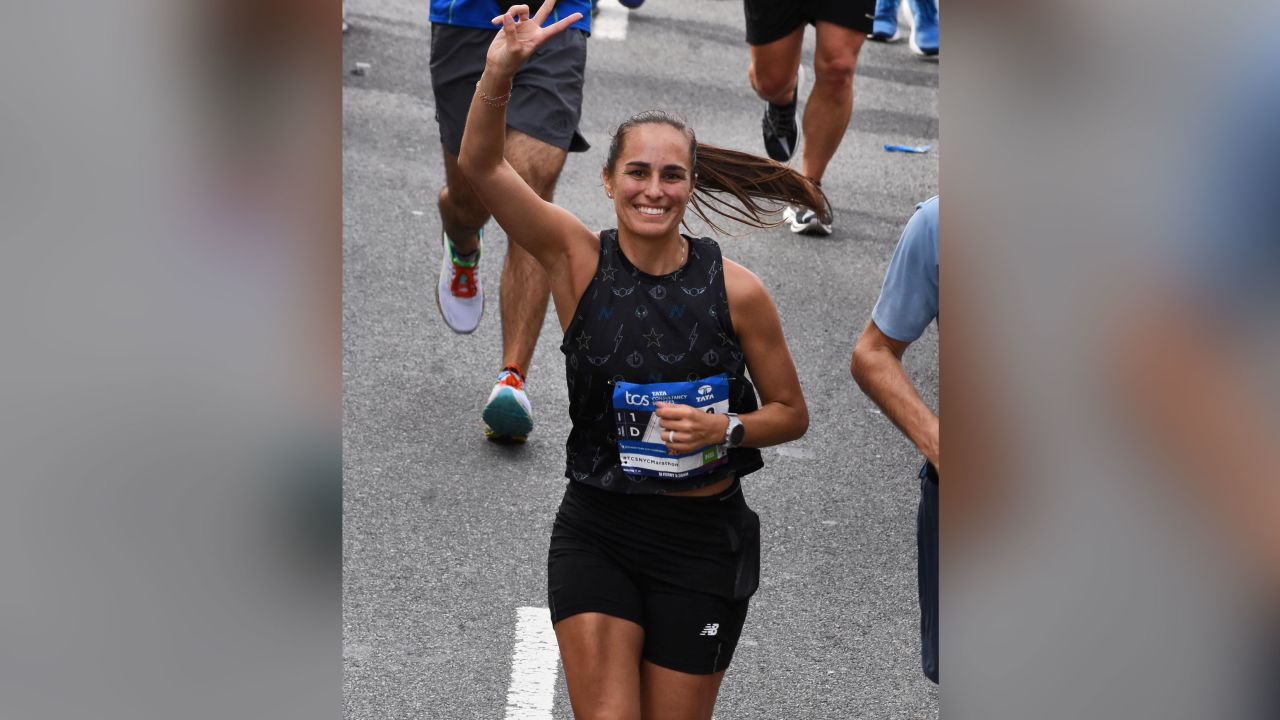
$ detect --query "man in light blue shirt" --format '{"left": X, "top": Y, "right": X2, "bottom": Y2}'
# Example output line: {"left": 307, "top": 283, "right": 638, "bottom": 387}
{"left": 851, "top": 195, "right": 939, "bottom": 683}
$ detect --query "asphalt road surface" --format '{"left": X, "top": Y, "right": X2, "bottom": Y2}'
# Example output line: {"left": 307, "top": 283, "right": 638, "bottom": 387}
{"left": 343, "top": 1, "right": 939, "bottom": 717}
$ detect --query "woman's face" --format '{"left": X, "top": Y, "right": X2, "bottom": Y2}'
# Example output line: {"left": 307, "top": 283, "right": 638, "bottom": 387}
{"left": 602, "top": 124, "right": 694, "bottom": 240}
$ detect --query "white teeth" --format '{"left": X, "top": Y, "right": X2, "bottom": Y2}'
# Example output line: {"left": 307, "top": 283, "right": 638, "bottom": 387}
{"left": 637, "top": 206, "right": 666, "bottom": 216}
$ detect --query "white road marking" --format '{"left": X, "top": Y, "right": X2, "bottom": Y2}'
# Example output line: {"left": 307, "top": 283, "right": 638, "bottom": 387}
{"left": 504, "top": 606, "right": 560, "bottom": 720}
{"left": 592, "top": 2, "right": 629, "bottom": 41}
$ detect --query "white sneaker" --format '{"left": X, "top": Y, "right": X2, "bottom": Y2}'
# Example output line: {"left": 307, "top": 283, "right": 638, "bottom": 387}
{"left": 436, "top": 229, "right": 484, "bottom": 334}
{"left": 783, "top": 205, "right": 833, "bottom": 236}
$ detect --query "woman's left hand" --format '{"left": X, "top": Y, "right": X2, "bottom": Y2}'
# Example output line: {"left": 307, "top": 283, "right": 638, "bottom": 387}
{"left": 654, "top": 402, "right": 731, "bottom": 455}
{"left": 486, "top": 1, "right": 583, "bottom": 76}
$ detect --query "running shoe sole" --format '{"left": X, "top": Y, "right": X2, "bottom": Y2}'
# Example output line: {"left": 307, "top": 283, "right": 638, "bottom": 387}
{"left": 483, "top": 388, "right": 534, "bottom": 440}
{"left": 484, "top": 427, "right": 528, "bottom": 444}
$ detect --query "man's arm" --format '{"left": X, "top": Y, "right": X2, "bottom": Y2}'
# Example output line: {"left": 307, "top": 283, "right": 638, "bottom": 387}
{"left": 851, "top": 319, "right": 940, "bottom": 472}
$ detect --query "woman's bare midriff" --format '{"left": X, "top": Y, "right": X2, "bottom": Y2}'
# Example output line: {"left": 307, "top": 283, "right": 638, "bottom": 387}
{"left": 667, "top": 475, "right": 735, "bottom": 497}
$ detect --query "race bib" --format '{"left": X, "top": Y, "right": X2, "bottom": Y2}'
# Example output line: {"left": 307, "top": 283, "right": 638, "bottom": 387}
{"left": 612, "top": 374, "right": 731, "bottom": 480}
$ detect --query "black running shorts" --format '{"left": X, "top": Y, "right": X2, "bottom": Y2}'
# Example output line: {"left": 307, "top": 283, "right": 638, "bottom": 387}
{"left": 743, "top": 0, "right": 876, "bottom": 46}
{"left": 548, "top": 480, "right": 761, "bottom": 675}
{"left": 429, "top": 24, "right": 589, "bottom": 156}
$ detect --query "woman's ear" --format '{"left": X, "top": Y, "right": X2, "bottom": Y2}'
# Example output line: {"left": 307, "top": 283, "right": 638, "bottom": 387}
{"left": 601, "top": 168, "right": 614, "bottom": 199}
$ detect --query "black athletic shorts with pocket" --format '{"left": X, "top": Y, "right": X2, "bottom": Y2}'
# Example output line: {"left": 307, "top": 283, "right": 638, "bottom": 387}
{"left": 743, "top": 0, "right": 876, "bottom": 46}
{"left": 429, "top": 24, "right": 589, "bottom": 156}
{"left": 548, "top": 479, "right": 761, "bottom": 675}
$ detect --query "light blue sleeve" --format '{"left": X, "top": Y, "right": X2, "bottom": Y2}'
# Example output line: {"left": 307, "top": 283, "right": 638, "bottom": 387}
{"left": 871, "top": 196, "right": 939, "bottom": 343}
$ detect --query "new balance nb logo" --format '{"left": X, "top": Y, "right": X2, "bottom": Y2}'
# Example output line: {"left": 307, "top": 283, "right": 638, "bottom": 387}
{"left": 699, "top": 623, "right": 719, "bottom": 637}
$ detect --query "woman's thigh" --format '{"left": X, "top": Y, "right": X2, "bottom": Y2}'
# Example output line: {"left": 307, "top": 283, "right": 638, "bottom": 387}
{"left": 554, "top": 612, "right": 645, "bottom": 720}
{"left": 640, "top": 661, "right": 726, "bottom": 720}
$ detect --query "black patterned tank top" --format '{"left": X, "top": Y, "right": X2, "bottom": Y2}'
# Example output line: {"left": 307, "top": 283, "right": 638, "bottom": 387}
{"left": 559, "top": 229, "right": 764, "bottom": 494}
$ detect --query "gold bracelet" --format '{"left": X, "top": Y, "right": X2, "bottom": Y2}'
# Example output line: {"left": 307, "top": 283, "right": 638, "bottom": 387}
{"left": 476, "top": 80, "right": 513, "bottom": 109}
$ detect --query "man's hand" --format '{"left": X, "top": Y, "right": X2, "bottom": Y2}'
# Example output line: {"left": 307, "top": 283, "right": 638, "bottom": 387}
{"left": 654, "top": 402, "right": 731, "bottom": 455}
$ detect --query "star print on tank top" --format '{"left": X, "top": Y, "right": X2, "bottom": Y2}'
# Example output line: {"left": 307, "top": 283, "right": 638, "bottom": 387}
{"left": 559, "top": 229, "right": 764, "bottom": 494}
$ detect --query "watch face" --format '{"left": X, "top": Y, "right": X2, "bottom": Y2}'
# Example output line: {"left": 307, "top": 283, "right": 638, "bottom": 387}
{"left": 729, "top": 421, "right": 745, "bottom": 447}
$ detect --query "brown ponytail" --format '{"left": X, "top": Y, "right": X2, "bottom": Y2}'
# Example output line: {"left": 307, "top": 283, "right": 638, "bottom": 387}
{"left": 605, "top": 111, "right": 829, "bottom": 236}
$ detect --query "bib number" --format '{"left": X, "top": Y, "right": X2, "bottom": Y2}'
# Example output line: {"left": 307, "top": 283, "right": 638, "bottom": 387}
{"left": 613, "top": 374, "right": 730, "bottom": 480}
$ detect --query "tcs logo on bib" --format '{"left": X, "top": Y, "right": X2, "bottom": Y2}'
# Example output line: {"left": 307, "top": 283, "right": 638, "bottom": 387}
{"left": 624, "top": 391, "right": 650, "bottom": 406}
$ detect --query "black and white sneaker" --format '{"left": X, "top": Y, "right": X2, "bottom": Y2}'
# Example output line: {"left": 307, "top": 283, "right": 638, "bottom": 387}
{"left": 762, "top": 92, "right": 799, "bottom": 162}
{"left": 783, "top": 205, "right": 833, "bottom": 236}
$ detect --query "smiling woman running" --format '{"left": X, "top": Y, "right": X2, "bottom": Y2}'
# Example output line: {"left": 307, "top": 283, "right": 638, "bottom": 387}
{"left": 458, "top": 3, "right": 824, "bottom": 718}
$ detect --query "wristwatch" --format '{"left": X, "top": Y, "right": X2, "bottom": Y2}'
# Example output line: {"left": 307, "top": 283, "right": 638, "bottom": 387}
{"left": 724, "top": 413, "right": 745, "bottom": 448}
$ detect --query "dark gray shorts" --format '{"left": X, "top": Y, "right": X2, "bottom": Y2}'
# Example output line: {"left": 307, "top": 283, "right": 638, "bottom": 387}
{"left": 429, "top": 24, "right": 589, "bottom": 157}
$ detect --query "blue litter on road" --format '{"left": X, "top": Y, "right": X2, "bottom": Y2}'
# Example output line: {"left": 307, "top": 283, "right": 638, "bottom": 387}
{"left": 884, "top": 144, "right": 931, "bottom": 153}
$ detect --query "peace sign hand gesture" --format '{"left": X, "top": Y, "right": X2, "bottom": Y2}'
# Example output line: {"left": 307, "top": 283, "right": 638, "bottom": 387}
{"left": 486, "top": 1, "right": 584, "bottom": 77}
